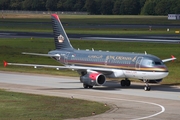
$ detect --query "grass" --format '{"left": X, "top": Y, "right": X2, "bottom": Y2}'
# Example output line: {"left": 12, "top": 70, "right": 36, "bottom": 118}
{"left": 66, "top": 28, "right": 178, "bottom": 35}
{"left": 2, "top": 13, "right": 180, "bottom": 25}
{"left": 0, "top": 38, "right": 180, "bottom": 85}
{"left": 1, "top": 13, "right": 180, "bottom": 34}
{"left": 0, "top": 90, "right": 109, "bottom": 120}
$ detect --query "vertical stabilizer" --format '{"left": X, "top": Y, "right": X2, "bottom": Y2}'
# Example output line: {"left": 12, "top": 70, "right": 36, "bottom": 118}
{"left": 51, "top": 14, "right": 74, "bottom": 50}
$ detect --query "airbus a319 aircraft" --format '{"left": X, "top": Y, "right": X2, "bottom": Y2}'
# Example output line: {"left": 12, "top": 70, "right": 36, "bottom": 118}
{"left": 4, "top": 14, "right": 176, "bottom": 91}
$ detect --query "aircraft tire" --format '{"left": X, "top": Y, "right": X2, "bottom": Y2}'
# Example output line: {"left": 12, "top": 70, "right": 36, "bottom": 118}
{"left": 144, "top": 86, "right": 151, "bottom": 91}
{"left": 83, "top": 84, "right": 89, "bottom": 88}
{"left": 125, "top": 80, "right": 131, "bottom": 86}
{"left": 89, "top": 85, "right": 93, "bottom": 89}
{"left": 121, "top": 80, "right": 126, "bottom": 86}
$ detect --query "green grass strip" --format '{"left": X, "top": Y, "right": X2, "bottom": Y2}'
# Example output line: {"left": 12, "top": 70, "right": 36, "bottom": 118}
{"left": 0, "top": 90, "right": 109, "bottom": 120}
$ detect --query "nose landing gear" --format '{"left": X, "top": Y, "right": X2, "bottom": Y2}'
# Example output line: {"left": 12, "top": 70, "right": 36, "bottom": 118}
{"left": 120, "top": 78, "right": 152, "bottom": 91}
{"left": 143, "top": 79, "right": 151, "bottom": 91}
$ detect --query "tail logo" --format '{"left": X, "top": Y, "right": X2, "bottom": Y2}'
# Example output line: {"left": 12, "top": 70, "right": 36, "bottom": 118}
{"left": 58, "top": 34, "right": 64, "bottom": 43}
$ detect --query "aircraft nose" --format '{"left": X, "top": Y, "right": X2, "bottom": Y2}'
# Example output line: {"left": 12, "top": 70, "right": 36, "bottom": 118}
{"left": 164, "top": 65, "right": 168, "bottom": 72}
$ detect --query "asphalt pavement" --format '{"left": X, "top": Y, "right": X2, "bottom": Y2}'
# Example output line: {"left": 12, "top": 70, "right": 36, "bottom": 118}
{"left": 1, "top": 31, "right": 180, "bottom": 43}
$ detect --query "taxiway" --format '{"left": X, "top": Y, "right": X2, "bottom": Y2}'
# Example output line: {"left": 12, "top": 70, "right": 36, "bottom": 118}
{"left": 0, "top": 71, "right": 180, "bottom": 120}
{"left": 1, "top": 31, "right": 180, "bottom": 43}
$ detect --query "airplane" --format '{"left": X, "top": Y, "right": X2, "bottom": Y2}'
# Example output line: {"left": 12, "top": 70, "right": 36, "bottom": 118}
{"left": 3, "top": 14, "right": 176, "bottom": 91}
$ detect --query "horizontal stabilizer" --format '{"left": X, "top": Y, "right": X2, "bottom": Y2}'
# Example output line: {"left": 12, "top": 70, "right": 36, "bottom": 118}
{"left": 22, "top": 52, "right": 60, "bottom": 57}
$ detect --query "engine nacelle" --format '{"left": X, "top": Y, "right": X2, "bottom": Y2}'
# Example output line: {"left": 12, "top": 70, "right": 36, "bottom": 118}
{"left": 80, "top": 73, "right": 106, "bottom": 86}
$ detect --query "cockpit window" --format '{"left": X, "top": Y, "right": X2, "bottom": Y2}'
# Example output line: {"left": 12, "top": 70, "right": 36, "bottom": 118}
{"left": 142, "top": 59, "right": 163, "bottom": 67}
{"left": 151, "top": 61, "right": 162, "bottom": 65}
{"left": 154, "top": 61, "right": 162, "bottom": 65}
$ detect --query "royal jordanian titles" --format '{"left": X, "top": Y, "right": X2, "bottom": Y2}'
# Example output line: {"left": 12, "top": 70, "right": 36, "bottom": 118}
{"left": 4, "top": 14, "right": 176, "bottom": 91}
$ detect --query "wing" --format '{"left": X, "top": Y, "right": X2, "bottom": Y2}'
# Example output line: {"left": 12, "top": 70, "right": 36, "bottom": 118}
{"left": 3, "top": 61, "right": 114, "bottom": 74}
{"left": 4, "top": 52, "right": 114, "bottom": 74}
{"left": 162, "top": 55, "right": 176, "bottom": 62}
{"left": 3, "top": 61, "right": 66, "bottom": 69}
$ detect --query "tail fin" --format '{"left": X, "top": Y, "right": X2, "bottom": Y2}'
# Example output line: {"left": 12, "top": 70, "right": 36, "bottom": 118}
{"left": 51, "top": 14, "right": 74, "bottom": 50}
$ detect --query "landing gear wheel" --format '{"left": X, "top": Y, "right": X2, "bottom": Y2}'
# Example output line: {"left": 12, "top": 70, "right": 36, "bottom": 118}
{"left": 143, "top": 79, "right": 151, "bottom": 91}
{"left": 125, "top": 80, "right": 131, "bottom": 86}
{"left": 121, "top": 80, "right": 126, "bottom": 86}
{"left": 121, "top": 79, "right": 131, "bottom": 87}
{"left": 88, "top": 85, "right": 93, "bottom": 89}
{"left": 83, "top": 84, "right": 93, "bottom": 89}
{"left": 144, "top": 86, "right": 151, "bottom": 91}
{"left": 83, "top": 84, "right": 89, "bottom": 88}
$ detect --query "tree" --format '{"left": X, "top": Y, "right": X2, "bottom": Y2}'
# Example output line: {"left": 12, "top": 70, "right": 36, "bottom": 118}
{"left": 120, "top": 0, "right": 140, "bottom": 15}
{"left": 173, "top": 0, "right": 180, "bottom": 14}
{"left": 74, "top": 0, "right": 86, "bottom": 11}
{"left": 113, "top": 0, "right": 122, "bottom": 15}
{"left": 57, "top": 0, "right": 66, "bottom": 11}
{"left": 0, "top": 0, "right": 10, "bottom": 10}
{"left": 22, "top": 0, "right": 33, "bottom": 10}
{"left": 31, "top": 0, "right": 46, "bottom": 11}
{"left": 100, "top": 0, "right": 114, "bottom": 15}
{"left": 141, "top": 0, "right": 156, "bottom": 15}
{"left": 63, "top": 0, "right": 76, "bottom": 11}
{"left": 85, "top": 0, "right": 97, "bottom": 14}
{"left": 10, "top": 0, "right": 23, "bottom": 10}
{"left": 46, "top": 0, "right": 58, "bottom": 11}
{"left": 155, "top": 0, "right": 172, "bottom": 15}
{"left": 139, "top": 0, "right": 146, "bottom": 11}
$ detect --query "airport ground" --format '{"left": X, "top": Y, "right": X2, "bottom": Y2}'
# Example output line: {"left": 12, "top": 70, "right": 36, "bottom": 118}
{"left": 0, "top": 71, "right": 180, "bottom": 120}
{"left": 0, "top": 14, "right": 180, "bottom": 119}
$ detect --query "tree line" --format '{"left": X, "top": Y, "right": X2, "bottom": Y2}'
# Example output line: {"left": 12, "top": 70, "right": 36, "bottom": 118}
{"left": 1, "top": 0, "right": 180, "bottom": 15}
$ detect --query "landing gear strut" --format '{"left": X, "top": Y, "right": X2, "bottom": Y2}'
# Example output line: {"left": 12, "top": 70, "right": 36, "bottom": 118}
{"left": 121, "top": 78, "right": 131, "bottom": 87}
{"left": 143, "top": 79, "right": 151, "bottom": 91}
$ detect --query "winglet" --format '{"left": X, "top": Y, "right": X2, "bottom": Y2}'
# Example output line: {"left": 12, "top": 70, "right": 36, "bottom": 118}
{"left": 3, "top": 61, "right": 8, "bottom": 67}
{"left": 171, "top": 55, "right": 175, "bottom": 59}
{"left": 171, "top": 55, "right": 176, "bottom": 62}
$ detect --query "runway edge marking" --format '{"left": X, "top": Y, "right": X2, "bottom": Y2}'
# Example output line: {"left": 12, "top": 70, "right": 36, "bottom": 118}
{"left": 55, "top": 92, "right": 165, "bottom": 120}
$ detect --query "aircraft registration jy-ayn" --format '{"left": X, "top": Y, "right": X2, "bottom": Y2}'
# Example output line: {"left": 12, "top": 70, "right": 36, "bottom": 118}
{"left": 4, "top": 14, "right": 176, "bottom": 91}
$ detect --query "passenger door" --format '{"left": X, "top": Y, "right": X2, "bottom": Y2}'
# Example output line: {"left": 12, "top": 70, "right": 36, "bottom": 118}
{"left": 135, "top": 57, "right": 143, "bottom": 70}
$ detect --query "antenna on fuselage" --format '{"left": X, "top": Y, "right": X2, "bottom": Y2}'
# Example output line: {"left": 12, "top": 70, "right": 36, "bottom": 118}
{"left": 145, "top": 51, "right": 147, "bottom": 55}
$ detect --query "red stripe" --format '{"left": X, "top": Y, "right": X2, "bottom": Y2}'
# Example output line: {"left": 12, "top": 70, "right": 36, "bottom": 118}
{"left": 51, "top": 14, "right": 60, "bottom": 22}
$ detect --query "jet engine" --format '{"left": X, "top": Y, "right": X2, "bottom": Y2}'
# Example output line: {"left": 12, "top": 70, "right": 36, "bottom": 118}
{"left": 80, "top": 73, "right": 106, "bottom": 86}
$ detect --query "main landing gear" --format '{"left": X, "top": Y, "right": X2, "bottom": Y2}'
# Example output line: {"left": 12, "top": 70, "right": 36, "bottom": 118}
{"left": 121, "top": 78, "right": 131, "bottom": 87}
{"left": 83, "top": 84, "right": 93, "bottom": 89}
{"left": 143, "top": 79, "right": 151, "bottom": 91}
